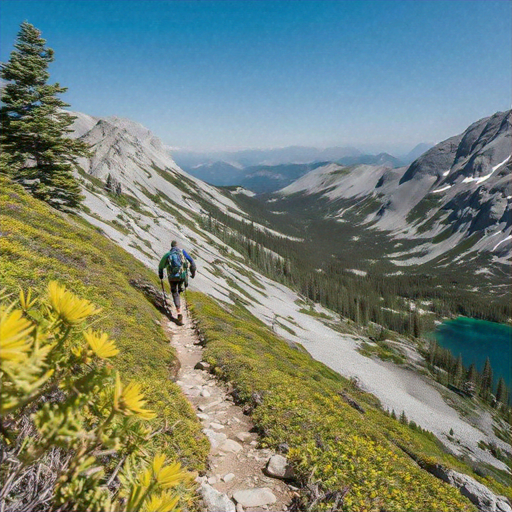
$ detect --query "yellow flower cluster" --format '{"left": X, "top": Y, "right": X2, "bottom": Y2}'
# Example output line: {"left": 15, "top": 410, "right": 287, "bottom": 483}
{"left": 84, "top": 329, "right": 120, "bottom": 359}
{"left": 114, "top": 372, "right": 156, "bottom": 420}
{"left": 48, "top": 281, "right": 101, "bottom": 325}
{"left": 1, "top": 282, "right": 192, "bottom": 511}
{"left": 122, "top": 453, "right": 192, "bottom": 512}
{"left": 0, "top": 306, "right": 33, "bottom": 362}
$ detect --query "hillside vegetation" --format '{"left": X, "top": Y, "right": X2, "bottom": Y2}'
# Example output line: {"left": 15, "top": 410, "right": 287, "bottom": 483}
{"left": 0, "top": 178, "right": 208, "bottom": 510}
{"left": 189, "top": 291, "right": 511, "bottom": 511}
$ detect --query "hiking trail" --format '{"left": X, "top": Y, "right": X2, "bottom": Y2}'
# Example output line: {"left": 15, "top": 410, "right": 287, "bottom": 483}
{"left": 164, "top": 302, "right": 295, "bottom": 512}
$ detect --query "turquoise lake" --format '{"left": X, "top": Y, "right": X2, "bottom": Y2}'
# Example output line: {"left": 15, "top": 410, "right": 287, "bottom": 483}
{"left": 434, "top": 317, "right": 512, "bottom": 389}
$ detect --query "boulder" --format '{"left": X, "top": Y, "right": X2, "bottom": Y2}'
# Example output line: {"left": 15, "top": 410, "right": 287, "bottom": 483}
{"left": 195, "top": 361, "right": 211, "bottom": 371}
{"left": 265, "top": 454, "right": 295, "bottom": 480}
{"left": 232, "top": 488, "right": 277, "bottom": 508}
{"left": 200, "top": 483, "right": 236, "bottom": 512}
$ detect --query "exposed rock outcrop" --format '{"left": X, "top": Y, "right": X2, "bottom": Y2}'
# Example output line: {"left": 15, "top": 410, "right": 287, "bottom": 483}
{"left": 430, "top": 466, "right": 512, "bottom": 512}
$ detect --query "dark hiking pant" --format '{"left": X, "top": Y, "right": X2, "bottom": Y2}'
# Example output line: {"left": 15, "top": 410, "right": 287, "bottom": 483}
{"left": 168, "top": 279, "right": 184, "bottom": 309}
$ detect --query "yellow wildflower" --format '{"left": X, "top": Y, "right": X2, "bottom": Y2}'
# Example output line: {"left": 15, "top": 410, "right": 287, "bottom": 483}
{"left": 0, "top": 306, "right": 33, "bottom": 362}
{"left": 114, "top": 372, "right": 155, "bottom": 420}
{"left": 48, "top": 281, "right": 101, "bottom": 325}
{"left": 144, "top": 491, "right": 180, "bottom": 512}
{"left": 19, "top": 288, "right": 37, "bottom": 311}
{"left": 152, "top": 454, "right": 191, "bottom": 488}
{"left": 84, "top": 329, "right": 119, "bottom": 359}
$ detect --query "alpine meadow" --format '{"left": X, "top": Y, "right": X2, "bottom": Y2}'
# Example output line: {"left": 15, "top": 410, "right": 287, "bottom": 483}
{"left": 1, "top": 2, "right": 511, "bottom": 512}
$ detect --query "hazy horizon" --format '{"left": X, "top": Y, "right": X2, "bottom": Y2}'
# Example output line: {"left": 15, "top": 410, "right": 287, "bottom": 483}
{"left": 1, "top": 0, "right": 510, "bottom": 153}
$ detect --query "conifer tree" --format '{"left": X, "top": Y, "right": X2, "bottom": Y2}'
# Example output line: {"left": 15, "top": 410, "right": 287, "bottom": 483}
{"left": 480, "top": 357, "right": 493, "bottom": 399}
{"left": 105, "top": 173, "right": 113, "bottom": 192}
{"left": 453, "top": 354, "right": 464, "bottom": 387}
{"left": 496, "top": 378, "right": 508, "bottom": 405}
{"left": 1, "top": 21, "right": 89, "bottom": 211}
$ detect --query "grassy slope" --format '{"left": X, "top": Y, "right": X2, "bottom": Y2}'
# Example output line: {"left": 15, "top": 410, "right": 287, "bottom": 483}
{"left": 2, "top": 178, "right": 508, "bottom": 510}
{"left": 189, "top": 291, "right": 512, "bottom": 511}
{"left": 0, "top": 178, "right": 208, "bottom": 471}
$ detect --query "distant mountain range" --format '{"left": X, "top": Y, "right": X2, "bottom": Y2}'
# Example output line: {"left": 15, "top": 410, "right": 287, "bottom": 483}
{"left": 172, "top": 145, "right": 362, "bottom": 170}
{"left": 174, "top": 147, "right": 419, "bottom": 192}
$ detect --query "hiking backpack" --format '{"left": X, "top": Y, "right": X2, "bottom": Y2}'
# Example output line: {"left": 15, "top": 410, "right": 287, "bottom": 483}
{"left": 167, "top": 247, "right": 188, "bottom": 280}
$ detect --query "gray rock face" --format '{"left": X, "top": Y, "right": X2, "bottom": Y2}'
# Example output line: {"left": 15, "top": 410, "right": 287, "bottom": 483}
{"left": 431, "top": 466, "right": 512, "bottom": 512}
{"left": 277, "top": 109, "right": 512, "bottom": 266}
{"left": 400, "top": 134, "right": 462, "bottom": 184}
{"left": 265, "top": 454, "right": 295, "bottom": 480}
{"left": 232, "top": 488, "right": 277, "bottom": 508}
{"left": 200, "top": 483, "right": 236, "bottom": 512}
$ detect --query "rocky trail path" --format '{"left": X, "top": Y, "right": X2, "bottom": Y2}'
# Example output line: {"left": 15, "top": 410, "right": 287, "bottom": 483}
{"left": 164, "top": 304, "right": 295, "bottom": 512}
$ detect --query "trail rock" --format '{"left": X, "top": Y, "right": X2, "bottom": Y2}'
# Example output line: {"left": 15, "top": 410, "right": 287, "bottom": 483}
{"left": 204, "top": 429, "right": 227, "bottom": 449}
{"left": 236, "top": 504, "right": 244, "bottom": 512}
{"left": 200, "top": 389, "right": 211, "bottom": 397}
{"left": 223, "top": 473, "right": 235, "bottom": 483}
{"left": 200, "top": 483, "right": 236, "bottom": 512}
{"left": 431, "top": 466, "right": 512, "bottom": 511}
{"left": 220, "top": 439, "right": 243, "bottom": 453}
{"left": 195, "top": 361, "right": 211, "bottom": 371}
{"left": 235, "top": 432, "right": 252, "bottom": 443}
{"left": 233, "top": 488, "right": 277, "bottom": 508}
{"left": 265, "top": 454, "right": 295, "bottom": 480}
{"left": 210, "top": 422, "right": 225, "bottom": 430}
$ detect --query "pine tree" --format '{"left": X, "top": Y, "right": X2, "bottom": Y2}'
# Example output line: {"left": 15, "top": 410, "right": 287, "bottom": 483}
{"left": 453, "top": 354, "right": 464, "bottom": 387}
{"left": 496, "top": 378, "right": 508, "bottom": 405}
{"left": 1, "top": 22, "right": 89, "bottom": 211}
{"left": 412, "top": 312, "right": 421, "bottom": 338}
{"left": 480, "top": 357, "right": 493, "bottom": 399}
{"left": 106, "top": 173, "right": 113, "bottom": 192}
{"left": 463, "top": 363, "right": 479, "bottom": 397}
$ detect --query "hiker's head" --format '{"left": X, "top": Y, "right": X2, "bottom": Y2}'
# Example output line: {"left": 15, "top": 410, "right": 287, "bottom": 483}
{"left": 171, "top": 240, "right": 178, "bottom": 248}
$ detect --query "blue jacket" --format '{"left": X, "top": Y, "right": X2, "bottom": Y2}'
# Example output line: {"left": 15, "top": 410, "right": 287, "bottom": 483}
{"left": 158, "top": 248, "right": 196, "bottom": 279}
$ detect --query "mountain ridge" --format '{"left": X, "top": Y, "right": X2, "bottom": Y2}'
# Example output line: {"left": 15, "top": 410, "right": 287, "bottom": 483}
{"left": 277, "top": 110, "right": 511, "bottom": 267}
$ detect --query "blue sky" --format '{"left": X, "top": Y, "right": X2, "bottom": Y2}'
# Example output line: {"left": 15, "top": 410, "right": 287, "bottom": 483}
{"left": 1, "top": 0, "right": 510, "bottom": 153}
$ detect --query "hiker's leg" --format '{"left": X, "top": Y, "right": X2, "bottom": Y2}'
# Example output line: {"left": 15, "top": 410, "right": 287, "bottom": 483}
{"left": 170, "top": 281, "right": 181, "bottom": 311}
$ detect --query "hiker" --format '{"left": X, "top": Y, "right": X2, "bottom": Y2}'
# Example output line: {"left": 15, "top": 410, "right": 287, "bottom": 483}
{"left": 158, "top": 240, "right": 196, "bottom": 324}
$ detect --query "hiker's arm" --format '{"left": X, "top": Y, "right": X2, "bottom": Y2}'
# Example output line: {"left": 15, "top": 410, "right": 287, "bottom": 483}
{"left": 158, "top": 252, "right": 169, "bottom": 279}
{"left": 183, "top": 250, "right": 196, "bottom": 277}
